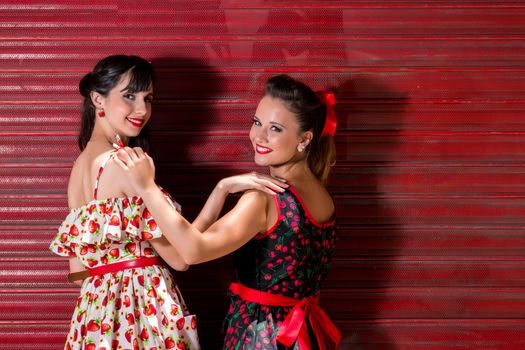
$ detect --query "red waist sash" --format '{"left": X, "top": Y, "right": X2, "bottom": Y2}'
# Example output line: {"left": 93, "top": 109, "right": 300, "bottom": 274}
{"left": 229, "top": 282, "right": 341, "bottom": 350}
{"left": 68, "top": 256, "right": 163, "bottom": 282}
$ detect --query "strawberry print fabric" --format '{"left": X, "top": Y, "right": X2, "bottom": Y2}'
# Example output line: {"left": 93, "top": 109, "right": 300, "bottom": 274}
{"left": 50, "top": 193, "right": 200, "bottom": 349}
{"left": 222, "top": 187, "right": 337, "bottom": 349}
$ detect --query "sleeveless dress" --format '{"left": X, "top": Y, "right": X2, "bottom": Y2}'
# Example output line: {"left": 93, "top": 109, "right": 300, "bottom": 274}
{"left": 222, "top": 186, "right": 338, "bottom": 350}
{"left": 49, "top": 151, "right": 200, "bottom": 350}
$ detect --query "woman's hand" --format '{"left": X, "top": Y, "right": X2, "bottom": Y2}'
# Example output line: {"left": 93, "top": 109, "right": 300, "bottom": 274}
{"left": 218, "top": 172, "right": 288, "bottom": 195}
{"left": 114, "top": 147, "right": 156, "bottom": 194}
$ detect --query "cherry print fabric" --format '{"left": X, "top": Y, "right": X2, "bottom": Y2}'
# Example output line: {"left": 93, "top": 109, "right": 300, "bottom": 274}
{"left": 222, "top": 187, "right": 337, "bottom": 349}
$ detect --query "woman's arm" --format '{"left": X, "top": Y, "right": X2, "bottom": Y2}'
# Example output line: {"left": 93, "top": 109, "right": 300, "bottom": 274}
{"left": 115, "top": 147, "right": 274, "bottom": 264}
{"left": 101, "top": 158, "right": 190, "bottom": 270}
{"left": 192, "top": 173, "right": 287, "bottom": 232}
{"left": 142, "top": 186, "right": 269, "bottom": 264}
{"left": 69, "top": 257, "right": 85, "bottom": 287}
{"left": 148, "top": 236, "right": 189, "bottom": 271}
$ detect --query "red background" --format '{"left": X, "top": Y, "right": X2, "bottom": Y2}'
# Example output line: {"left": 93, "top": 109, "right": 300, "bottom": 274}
{"left": 1, "top": 1, "right": 525, "bottom": 349}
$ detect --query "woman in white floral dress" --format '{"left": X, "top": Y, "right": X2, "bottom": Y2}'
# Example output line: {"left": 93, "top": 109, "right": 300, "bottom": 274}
{"left": 49, "top": 55, "right": 286, "bottom": 350}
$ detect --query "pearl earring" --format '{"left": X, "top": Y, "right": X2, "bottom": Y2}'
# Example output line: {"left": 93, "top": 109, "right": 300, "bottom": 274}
{"left": 297, "top": 144, "right": 305, "bottom": 152}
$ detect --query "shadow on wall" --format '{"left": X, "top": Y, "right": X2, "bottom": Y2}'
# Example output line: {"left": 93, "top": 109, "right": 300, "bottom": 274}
{"left": 332, "top": 76, "right": 408, "bottom": 350}
{"left": 149, "top": 56, "right": 235, "bottom": 349}
{"left": 148, "top": 59, "right": 410, "bottom": 348}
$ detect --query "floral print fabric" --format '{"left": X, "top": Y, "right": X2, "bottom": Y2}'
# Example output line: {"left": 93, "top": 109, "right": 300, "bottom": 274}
{"left": 223, "top": 187, "right": 337, "bottom": 349}
{"left": 50, "top": 194, "right": 200, "bottom": 350}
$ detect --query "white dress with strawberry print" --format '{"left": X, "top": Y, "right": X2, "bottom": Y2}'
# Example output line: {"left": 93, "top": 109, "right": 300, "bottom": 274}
{"left": 49, "top": 152, "right": 200, "bottom": 350}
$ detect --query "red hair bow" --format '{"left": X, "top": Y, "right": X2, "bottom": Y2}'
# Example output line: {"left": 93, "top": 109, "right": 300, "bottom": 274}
{"left": 317, "top": 91, "right": 337, "bottom": 136}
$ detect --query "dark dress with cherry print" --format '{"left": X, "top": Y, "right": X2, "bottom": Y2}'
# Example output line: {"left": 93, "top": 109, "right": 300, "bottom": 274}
{"left": 49, "top": 151, "right": 200, "bottom": 350}
{"left": 222, "top": 186, "right": 337, "bottom": 349}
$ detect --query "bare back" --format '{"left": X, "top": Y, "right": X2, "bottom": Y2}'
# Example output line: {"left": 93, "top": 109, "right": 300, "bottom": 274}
{"left": 67, "top": 143, "right": 134, "bottom": 209}
{"left": 288, "top": 179, "right": 335, "bottom": 225}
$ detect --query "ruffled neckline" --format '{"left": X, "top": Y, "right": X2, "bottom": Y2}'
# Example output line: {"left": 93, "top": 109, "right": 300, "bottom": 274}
{"left": 68, "top": 195, "right": 141, "bottom": 212}
{"left": 58, "top": 195, "right": 158, "bottom": 245}
{"left": 52, "top": 192, "right": 180, "bottom": 249}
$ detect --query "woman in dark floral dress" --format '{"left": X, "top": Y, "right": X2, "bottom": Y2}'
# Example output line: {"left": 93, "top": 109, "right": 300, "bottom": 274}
{"left": 223, "top": 184, "right": 338, "bottom": 349}
{"left": 115, "top": 74, "right": 341, "bottom": 349}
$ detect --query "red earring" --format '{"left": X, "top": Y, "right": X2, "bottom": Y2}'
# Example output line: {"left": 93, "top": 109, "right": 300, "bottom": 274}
{"left": 98, "top": 110, "right": 105, "bottom": 118}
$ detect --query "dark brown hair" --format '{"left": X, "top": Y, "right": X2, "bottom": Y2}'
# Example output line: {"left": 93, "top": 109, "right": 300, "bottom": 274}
{"left": 78, "top": 55, "right": 154, "bottom": 150}
{"left": 264, "top": 74, "right": 336, "bottom": 183}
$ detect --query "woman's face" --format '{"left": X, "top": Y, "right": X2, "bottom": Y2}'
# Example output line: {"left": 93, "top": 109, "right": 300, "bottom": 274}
{"left": 249, "top": 96, "right": 308, "bottom": 167}
{"left": 97, "top": 73, "right": 153, "bottom": 138}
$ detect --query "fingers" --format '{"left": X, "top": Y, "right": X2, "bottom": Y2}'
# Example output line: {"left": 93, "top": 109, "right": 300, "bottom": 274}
{"left": 115, "top": 147, "right": 149, "bottom": 166}
{"left": 248, "top": 172, "right": 288, "bottom": 191}
{"left": 258, "top": 179, "right": 288, "bottom": 193}
{"left": 116, "top": 147, "right": 134, "bottom": 166}
{"left": 147, "top": 154, "right": 155, "bottom": 169}
{"left": 257, "top": 184, "right": 283, "bottom": 195}
{"left": 113, "top": 154, "right": 129, "bottom": 171}
{"left": 269, "top": 176, "right": 289, "bottom": 188}
{"left": 126, "top": 147, "right": 142, "bottom": 162}
{"left": 139, "top": 149, "right": 155, "bottom": 172}
{"left": 245, "top": 175, "right": 288, "bottom": 194}
{"left": 132, "top": 147, "right": 145, "bottom": 159}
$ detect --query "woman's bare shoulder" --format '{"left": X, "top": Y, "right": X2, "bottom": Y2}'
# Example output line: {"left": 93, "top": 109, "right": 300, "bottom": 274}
{"left": 293, "top": 181, "right": 335, "bottom": 223}
{"left": 67, "top": 148, "right": 117, "bottom": 208}
{"left": 95, "top": 150, "right": 134, "bottom": 199}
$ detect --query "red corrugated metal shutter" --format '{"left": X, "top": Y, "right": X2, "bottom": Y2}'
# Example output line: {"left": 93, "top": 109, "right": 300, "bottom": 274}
{"left": 1, "top": 1, "right": 525, "bottom": 349}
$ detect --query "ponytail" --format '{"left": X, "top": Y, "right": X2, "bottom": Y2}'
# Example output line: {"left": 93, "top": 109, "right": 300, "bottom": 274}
{"left": 308, "top": 134, "right": 336, "bottom": 184}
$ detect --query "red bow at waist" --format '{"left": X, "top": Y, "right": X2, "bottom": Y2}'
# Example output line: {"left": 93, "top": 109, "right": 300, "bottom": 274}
{"left": 229, "top": 282, "right": 341, "bottom": 350}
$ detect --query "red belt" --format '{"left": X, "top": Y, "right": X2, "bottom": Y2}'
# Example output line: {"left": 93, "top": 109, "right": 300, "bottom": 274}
{"left": 68, "top": 256, "right": 163, "bottom": 282}
{"left": 229, "top": 282, "right": 341, "bottom": 350}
